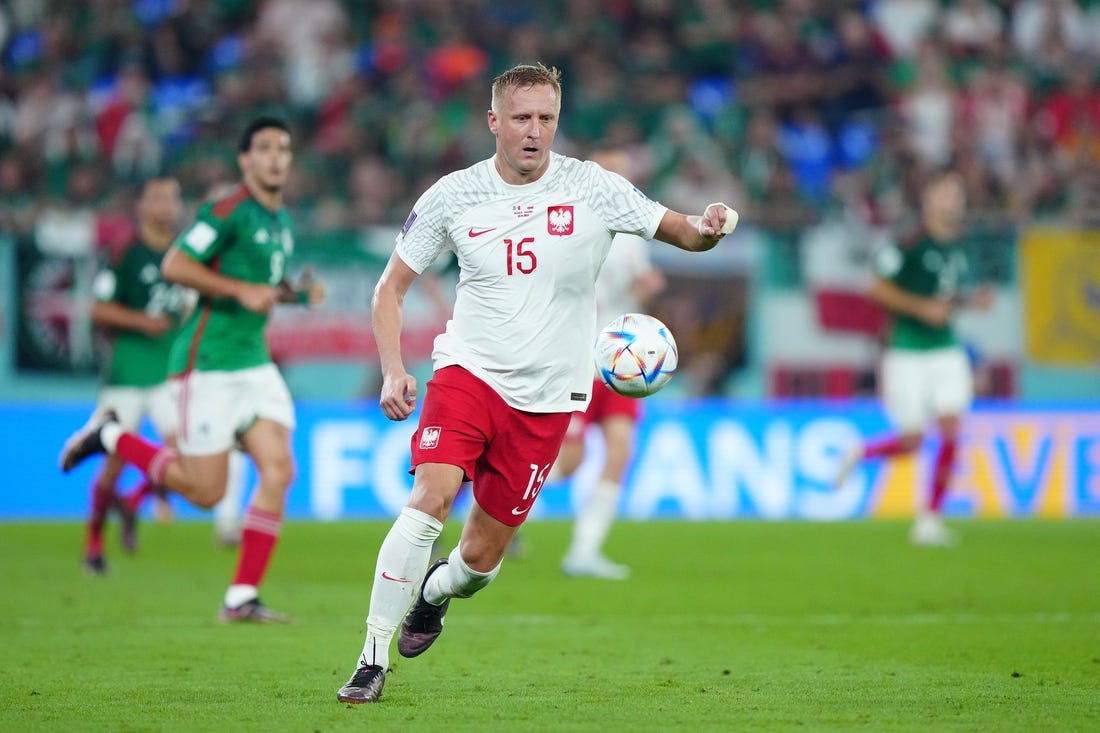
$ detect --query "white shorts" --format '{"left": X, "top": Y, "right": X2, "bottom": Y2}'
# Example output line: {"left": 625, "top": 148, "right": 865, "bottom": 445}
{"left": 172, "top": 363, "right": 295, "bottom": 456}
{"left": 97, "top": 383, "right": 177, "bottom": 438}
{"left": 880, "top": 346, "right": 973, "bottom": 433}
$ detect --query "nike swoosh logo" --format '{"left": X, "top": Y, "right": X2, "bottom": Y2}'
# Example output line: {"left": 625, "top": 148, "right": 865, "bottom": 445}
{"left": 468, "top": 227, "right": 496, "bottom": 238}
{"left": 510, "top": 506, "right": 530, "bottom": 516}
{"left": 381, "top": 571, "right": 411, "bottom": 583}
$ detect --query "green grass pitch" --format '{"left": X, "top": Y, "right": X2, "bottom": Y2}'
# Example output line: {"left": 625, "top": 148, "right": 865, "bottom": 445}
{"left": 1, "top": 519, "right": 1097, "bottom": 732}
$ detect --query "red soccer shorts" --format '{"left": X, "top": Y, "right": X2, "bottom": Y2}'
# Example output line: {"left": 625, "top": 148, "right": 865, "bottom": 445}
{"left": 409, "top": 366, "right": 571, "bottom": 527}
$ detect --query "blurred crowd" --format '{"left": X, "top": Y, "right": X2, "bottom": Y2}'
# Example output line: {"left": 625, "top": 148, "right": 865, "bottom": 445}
{"left": 1, "top": 0, "right": 1099, "bottom": 252}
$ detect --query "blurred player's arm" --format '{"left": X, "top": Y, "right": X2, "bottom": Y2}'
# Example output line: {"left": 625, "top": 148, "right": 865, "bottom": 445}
{"left": 949, "top": 283, "right": 995, "bottom": 310}
{"left": 372, "top": 252, "right": 420, "bottom": 421}
{"left": 868, "top": 276, "right": 952, "bottom": 328}
{"left": 91, "top": 300, "right": 172, "bottom": 338}
{"left": 90, "top": 269, "right": 171, "bottom": 337}
{"left": 162, "top": 246, "right": 280, "bottom": 315}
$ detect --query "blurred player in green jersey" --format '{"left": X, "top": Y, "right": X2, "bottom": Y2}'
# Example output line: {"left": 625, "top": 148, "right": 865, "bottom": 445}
{"left": 82, "top": 177, "right": 190, "bottom": 574}
{"left": 835, "top": 169, "right": 992, "bottom": 546}
{"left": 61, "top": 117, "right": 325, "bottom": 620}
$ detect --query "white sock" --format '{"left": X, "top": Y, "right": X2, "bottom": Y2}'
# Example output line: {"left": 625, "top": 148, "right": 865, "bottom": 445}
{"left": 358, "top": 507, "right": 443, "bottom": 670}
{"left": 224, "top": 584, "right": 257, "bottom": 608}
{"left": 424, "top": 545, "right": 500, "bottom": 604}
{"left": 101, "top": 423, "right": 122, "bottom": 454}
{"left": 566, "top": 479, "right": 621, "bottom": 560}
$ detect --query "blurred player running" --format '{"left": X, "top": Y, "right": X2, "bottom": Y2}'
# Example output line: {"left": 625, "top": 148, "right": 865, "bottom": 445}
{"left": 835, "top": 169, "right": 992, "bottom": 546}
{"left": 80, "top": 176, "right": 189, "bottom": 574}
{"left": 554, "top": 150, "right": 666, "bottom": 580}
{"left": 60, "top": 116, "right": 325, "bottom": 620}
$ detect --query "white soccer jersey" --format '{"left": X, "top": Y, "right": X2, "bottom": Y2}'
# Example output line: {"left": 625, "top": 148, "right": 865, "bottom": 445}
{"left": 594, "top": 232, "right": 656, "bottom": 331}
{"left": 396, "top": 153, "right": 667, "bottom": 413}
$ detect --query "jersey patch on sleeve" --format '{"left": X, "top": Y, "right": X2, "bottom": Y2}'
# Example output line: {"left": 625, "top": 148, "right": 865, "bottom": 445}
{"left": 875, "top": 246, "right": 903, "bottom": 277}
{"left": 184, "top": 221, "right": 218, "bottom": 254}
{"left": 92, "top": 270, "right": 117, "bottom": 301}
{"left": 400, "top": 210, "right": 418, "bottom": 238}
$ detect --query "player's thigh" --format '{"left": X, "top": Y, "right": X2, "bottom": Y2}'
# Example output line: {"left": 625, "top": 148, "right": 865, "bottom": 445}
{"left": 459, "top": 500, "right": 520, "bottom": 572}
{"left": 880, "top": 350, "right": 931, "bottom": 433}
{"left": 600, "top": 413, "right": 637, "bottom": 477}
{"left": 554, "top": 412, "right": 586, "bottom": 477}
{"left": 175, "top": 451, "right": 231, "bottom": 502}
{"left": 407, "top": 462, "right": 467, "bottom": 520}
{"left": 97, "top": 386, "right": 145, "bottom": 431}
{"left": 929, "top": 347, "right": 973, "bottom": 419}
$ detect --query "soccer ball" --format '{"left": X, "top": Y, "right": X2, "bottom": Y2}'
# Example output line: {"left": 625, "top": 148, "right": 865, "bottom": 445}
{"left": 594, "top": 313, "right": 678, "bottom": 398}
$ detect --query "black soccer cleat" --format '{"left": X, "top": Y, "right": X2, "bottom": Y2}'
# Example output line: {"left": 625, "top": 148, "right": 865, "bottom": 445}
{"left": 397, "top": 558, "right": 451, "bottom": 658}
{"left": 218, "top": 598, "right": 291, "bottom": 624}
{"left": 59, "top": 410, "right": 118, "bottom": 473}
{"left": 83, "top": 554, "right": 107, "bottom": 575}
{"left": 336, "top": 664, "right": 386, "bottom": 704}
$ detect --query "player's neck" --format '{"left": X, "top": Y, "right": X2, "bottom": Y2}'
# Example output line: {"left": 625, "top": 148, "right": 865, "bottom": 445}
{"left": 243, "top": 179, "right": 283, "bottom": 211}
{"left": 493, "top": 155, "right": 549, "bottom": 186}
{"left": 138, "top": 223, "right": 173, "bottom": 251}
{"left": 923, "top": 217, "right": 959, "bottom": 243}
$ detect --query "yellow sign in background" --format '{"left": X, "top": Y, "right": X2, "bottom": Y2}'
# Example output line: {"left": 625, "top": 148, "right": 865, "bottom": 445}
{"left": 1020, "top": 228, "right": 1100, "bottom": 365}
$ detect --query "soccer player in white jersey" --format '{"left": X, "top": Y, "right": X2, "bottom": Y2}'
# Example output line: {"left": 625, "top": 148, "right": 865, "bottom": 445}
{"left": 337, "top": 63, "right": 738, "bottom": 704}
{"left": 552, "top": 149, "right": 666, "bottom": 580}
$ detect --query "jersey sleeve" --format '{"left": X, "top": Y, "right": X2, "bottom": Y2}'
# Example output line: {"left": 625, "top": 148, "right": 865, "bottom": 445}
{"left": 175, "top": 202, "right": 233, "bottom": 263}
{"left": 394, "top": 183, "right": 450, "bottom": 274}
{"left": 586, "top": 163, "right": 667, "bottom": 239}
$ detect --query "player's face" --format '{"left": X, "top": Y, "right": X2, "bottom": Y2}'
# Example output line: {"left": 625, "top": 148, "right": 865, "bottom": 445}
{"left": 488, "top": 83, "right": 559, "bottom": 184}
{"left": 923, "top": 174, "right": 966, "bottom": 239}
{"left": 137, "top": 179, "right": 182, "bottom": 231}
{"left": 239, "top": 127, "right": 293, "bottom": 193}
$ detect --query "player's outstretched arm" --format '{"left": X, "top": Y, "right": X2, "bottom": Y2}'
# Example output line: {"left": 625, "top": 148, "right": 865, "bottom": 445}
{"left": 654, "top": 202, "right": 738, "bottom": 253}
{"left": 372, "top": 252, "right": 420, "bottom": 421}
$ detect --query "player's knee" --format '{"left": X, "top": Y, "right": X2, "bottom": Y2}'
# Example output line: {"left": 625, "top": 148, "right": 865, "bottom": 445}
{"left": 190, "top": 488, "right": 224, "bottom": 510}
{"left": 260, "top": 455, "right": 296, "bottom": 493}
{"left": 407, "top": 493, "right": 450, "bottom": 522}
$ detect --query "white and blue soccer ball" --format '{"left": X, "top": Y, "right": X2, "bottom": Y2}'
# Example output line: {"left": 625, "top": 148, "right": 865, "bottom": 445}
{"left": 594, "top": 313, "right": 678, "bottom": 398}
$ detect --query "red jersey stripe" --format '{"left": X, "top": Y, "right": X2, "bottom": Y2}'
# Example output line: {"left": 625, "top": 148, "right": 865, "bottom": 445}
{"left": 211, "top": 184, "right": 251, "bottom": 219}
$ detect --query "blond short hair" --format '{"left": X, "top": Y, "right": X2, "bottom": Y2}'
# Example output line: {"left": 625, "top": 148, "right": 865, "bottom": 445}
{"left": 491, "top": 63, "right": 562, "bottom": 112}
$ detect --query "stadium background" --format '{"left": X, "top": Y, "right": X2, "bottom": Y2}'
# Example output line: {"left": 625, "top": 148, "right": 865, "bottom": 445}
{"left": 0, "top": 0, "right": 1097, "bottom": 519}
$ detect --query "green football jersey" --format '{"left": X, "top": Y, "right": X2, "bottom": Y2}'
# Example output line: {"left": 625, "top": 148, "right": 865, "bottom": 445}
{"left": 875, "top": 233, "right": 966, "bottom": 350}
{"left": 168, "top": 185, "right": 295, "bottom": 374}
{"left": 93, "top": 241, "right": 189, "bottom": 387}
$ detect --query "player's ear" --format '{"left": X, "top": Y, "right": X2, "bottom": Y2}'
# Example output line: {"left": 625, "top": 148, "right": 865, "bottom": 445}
{"left": 487, "top": 109, "right": 498, "bottom": 135}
